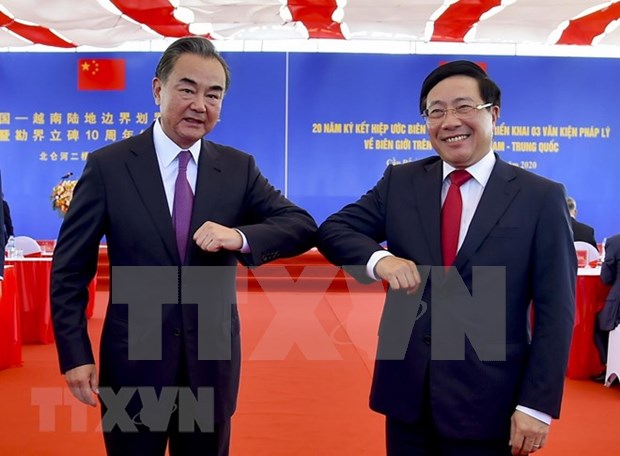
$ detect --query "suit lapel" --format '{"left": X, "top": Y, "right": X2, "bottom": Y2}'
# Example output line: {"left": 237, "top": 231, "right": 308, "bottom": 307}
{"left": 125, "top": 127, "right": 178, "bottom": 262}
{"left": 415, "top": 159, "right": 443, "bottom": 266}
{"left": 455, "top": 158, "right": 519, "bottom": 269}
{"left": 190, "top": 141, "right": 224, "bottom": 240}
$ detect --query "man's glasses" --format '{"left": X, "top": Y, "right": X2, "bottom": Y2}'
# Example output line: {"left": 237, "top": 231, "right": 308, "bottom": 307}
{"left": 422, "top": 103, "right": 493, "bottom": 125}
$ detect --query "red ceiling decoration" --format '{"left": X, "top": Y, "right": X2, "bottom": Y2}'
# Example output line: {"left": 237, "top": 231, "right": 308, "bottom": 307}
{"left": 432, "top": 0, "right": 502, "bottom": 42}
{"left": 287, "top": 0, "right": 344, "bottom": 39}
{"left": 557, "top": 2, "right": 620, "bottom": 45}
{"left": 111, "top": 0, "right": 191, "bottom": 38}
{"left": 0, "top": 0, "right": 619, "bottom": 49}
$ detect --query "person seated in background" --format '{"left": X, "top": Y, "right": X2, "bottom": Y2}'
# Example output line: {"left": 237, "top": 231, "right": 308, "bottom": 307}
{"left": 592, "top": 234, "right": 620, "bottom": 383}
{"left": 567, "top": 196, "right": 597, "bottom": 248}
{"left": 3, "top": 195, "right": 14, "bottom": 247}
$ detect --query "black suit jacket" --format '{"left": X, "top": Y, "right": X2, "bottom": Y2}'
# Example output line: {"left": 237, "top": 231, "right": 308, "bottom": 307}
{"left": 571, "top": 217, "right": 597, "bottom": 248}
{"left": 3, "top": 200, "right": 14, "bottom": 245}
{"left": 317, "top": 155, "right": 576, "bottom": 440}
{"left": 599, "top": 234, "right": 620, "bottom": 331}
{"left": 51, "top": 125, "right": 317, "bottom": 421}
{"left": 0, "top": 173, "right": 4, "bottom": 276}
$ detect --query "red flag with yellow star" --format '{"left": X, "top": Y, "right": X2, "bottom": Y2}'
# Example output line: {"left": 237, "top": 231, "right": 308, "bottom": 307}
{"left": 78, "top": 58, "right": 126, "bottom": 90}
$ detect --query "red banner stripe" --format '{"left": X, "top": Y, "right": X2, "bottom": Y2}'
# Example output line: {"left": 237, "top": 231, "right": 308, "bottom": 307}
{"left": 111, "top": 0, "right": 191, "bottom": 38}
{"left": 287, "top": 0, "right": 344, "bottom": 39}
{"left": 556, "top": 3, "right": 620, "bottom": 45}
{"left": 0, "top": 11, "right": 75, "bottom": 47}
{"left": 432, "top": 0, "right": 502, "bottom": 42}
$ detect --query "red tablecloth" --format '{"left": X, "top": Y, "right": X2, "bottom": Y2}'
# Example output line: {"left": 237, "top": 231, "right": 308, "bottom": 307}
{"left": 6, "top": 258, "right": 96, "bottom": 344}
{"left": 0, "top": 265, "right": 22, "bottom": 369}
{"left": 565, "top": 270, "right": 611, "bottom": 379}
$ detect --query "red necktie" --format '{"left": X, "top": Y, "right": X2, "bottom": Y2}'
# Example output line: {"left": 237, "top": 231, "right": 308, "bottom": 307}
{"left": 172, "top": 150, "right": 194, "bottom": 261}
{"left": 441, "top": 170, "right": 472, "bottom": 267}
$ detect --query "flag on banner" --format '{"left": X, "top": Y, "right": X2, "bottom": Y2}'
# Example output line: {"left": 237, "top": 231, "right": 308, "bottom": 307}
{"left": 78, "top": 58, "right": 126, "bottom": 91}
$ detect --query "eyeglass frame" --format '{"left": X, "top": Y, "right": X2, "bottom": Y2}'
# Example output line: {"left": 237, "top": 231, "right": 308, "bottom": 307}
{"left": 421, "top": 102, "right": 494, "bottom": 125}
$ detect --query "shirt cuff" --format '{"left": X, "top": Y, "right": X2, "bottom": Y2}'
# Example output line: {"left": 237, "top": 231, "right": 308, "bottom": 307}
{"left": 366, "top": 250, "right": 393, "bottom": 281}
{"left": 515, "top": 405, "right": 552, "bottom": 425}
{"left": 235, "top": 229, "right": 250, "bottom": 253}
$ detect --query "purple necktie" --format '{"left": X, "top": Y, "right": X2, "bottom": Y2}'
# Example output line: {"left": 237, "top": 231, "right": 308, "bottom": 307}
{"left": 172, "top": 150, "right": 194, "bottom": 261}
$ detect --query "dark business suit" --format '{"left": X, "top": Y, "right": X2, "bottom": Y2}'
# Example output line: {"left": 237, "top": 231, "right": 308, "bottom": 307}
{"left": 317, "top": 155, "right": 576, "bottom": 445}
{"left": 0, "top": 173, "right": 4, "bottom": 276}
{"left": 594, "top": 234, "right": 620, "bottom": 363}
{"left": 3, "top": 200, "right": 13, "bottom": 236}
{"left": 2, "top": 201, "right": 12, "bottom": 247}
{"left": 51, "top": 124, "right": 316, "bottom": 453}
{"left": 571, "top": 217, "right": 597, "bottom": 249}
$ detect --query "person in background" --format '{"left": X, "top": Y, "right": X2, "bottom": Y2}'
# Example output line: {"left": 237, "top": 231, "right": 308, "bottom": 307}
{"left": 317, "top": 60, "right": 576, "bottom": 456}
{"left": 3, "top": 194, "right": 14, "bottom": 246}
{"left": 0, "top": 176, "right": 5, "bottom": 293}
{"left": 566, "top": 196, "right": 597, "bottom": 248}
{"left": 592, "top": 234, "right": 620, "bottom": 382}
{"left": 51, "top": 36, "right": 316, "bottom": 456}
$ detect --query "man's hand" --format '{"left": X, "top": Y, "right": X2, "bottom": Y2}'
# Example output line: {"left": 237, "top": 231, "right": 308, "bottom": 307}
{"left": 374, "top": 256, "right": 421, "bottom": 294}
{"left": 509, "top": 410, "right": 549, "bottom": 455}
{"left": 65, "top": 364, "right": 99, "bottom": 407}
{"left": 193, "top": 221, "right": 243, "bottom": 252}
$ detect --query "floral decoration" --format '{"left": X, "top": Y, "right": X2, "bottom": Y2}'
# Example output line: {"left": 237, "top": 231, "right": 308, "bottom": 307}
{"left": 51, "top": 179, "right": 77, "bottom": 216}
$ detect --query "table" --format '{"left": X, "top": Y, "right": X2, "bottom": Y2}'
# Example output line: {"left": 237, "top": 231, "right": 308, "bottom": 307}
{"left": 0, "top": 265, "right": 22, "bottom": 369}
{"left": 6, "top": 257, "right": 96, "bottom": 344}
{"left": 565, "top": 267, "right": 611, "bottom": 379}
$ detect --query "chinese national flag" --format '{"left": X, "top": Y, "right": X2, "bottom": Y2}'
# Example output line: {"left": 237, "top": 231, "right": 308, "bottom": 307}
{"left": 78, "top": 58, "right": 126, "bottom": 91}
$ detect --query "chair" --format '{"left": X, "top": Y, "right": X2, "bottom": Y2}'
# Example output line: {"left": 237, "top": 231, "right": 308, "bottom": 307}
{"left": 13, "top": 236, "right": 42, "bottom": 257}
{"left": 574, "top": 241, "right": 600, "bottom": 266}
{"left": 606, "top": 324, "right": 620, "bottom": 386}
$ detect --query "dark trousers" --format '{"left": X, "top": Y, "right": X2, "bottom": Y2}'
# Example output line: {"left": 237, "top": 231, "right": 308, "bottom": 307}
{"left": 594, "top": 324, "right": 609, "bottom": 366}
{"left": 102, "top": 418, "right": 230, "bottom": 456}
{"left": 385, "top": 374, "right": 511, "bottom": 456}
{"left": 386, "top": 416, "right": 511, "bottom": 456}
{"left": 101, "top": 348, "right": 231, "bottom": 456}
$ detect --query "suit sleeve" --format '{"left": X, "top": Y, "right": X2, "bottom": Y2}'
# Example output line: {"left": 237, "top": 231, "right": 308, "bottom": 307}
{"left": 518, "top": 182, "right": 576, "bottom": 418}
{"left": 601, "top": 238, "right": 617, "bottom": 285}
{"left": 317, "top": 166, "right": 394, "bottom": 283}
{"left": 51, "top": 154, "right": 106, "bottom": 373}
{"left": 586, "top": 226, "right": 597, "bottom": 249}
{"left": 3, "top": 201, "right": 13, "bottom": 238}
{"left": 235, "top": 155, "right": 317, "bottom": 266}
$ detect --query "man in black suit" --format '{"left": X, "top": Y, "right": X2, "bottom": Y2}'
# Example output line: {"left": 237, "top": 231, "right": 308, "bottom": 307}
{"left": 51, "top": 37, "right": 316, "bottom": 456}
{"left": 317, "top": 61, "right": 576, "bottom": 455}
{"left": 0, "top": 175, "right": 5, "bottom": 292}
{"left": 594, "top": 234, "right": 620, "bottom": 370}
{"left": 566, "top": 196, "right": 597, "bottom": 248}
{"left": 2, "top": 196, "right": 14, "bottom": 246}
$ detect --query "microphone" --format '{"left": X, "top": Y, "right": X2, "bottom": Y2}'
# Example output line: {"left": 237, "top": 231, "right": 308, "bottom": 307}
{"left": 61, "top": 172, "right": 73, "bottom": 179}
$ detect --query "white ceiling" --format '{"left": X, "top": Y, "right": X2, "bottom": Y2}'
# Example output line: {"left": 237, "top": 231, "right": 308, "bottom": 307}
{"left": 1, "top": 0, "right": 620, "bottom": 56}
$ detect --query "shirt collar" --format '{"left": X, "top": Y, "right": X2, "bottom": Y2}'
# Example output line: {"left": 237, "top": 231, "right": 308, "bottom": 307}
{"left": 442, "top": 150, "right": 496, "bottom": 187}
{"left": 153, "top": 119, "right": 201, "bottom": 167}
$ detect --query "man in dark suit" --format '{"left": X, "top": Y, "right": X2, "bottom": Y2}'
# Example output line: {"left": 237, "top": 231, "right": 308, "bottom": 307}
{"left": 0, "top": 175, "right": 5, "bottom": 289}
{"left": 566, "top": 196, "right": 597, "bottom": 248}
{"left": 594, "top": 234, "right": 620, "bottom": 368}
{"left": 317, "top": 61, "right": 576, "bottom": 455}
{"left": 3, "top": 196, "right": 14, "bottom": 246}
{"left": 51, "top": 37, "right": 316, "bottom": 456}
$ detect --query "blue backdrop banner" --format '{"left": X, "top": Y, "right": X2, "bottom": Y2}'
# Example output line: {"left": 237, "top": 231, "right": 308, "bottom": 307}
{"left": 0, "top": 52, "right": 617, "bottom": 241}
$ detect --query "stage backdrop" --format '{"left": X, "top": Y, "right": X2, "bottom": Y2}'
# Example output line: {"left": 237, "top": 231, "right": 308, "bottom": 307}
{"left": 0, "top": 53, "right": 618, "bottom": 241}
